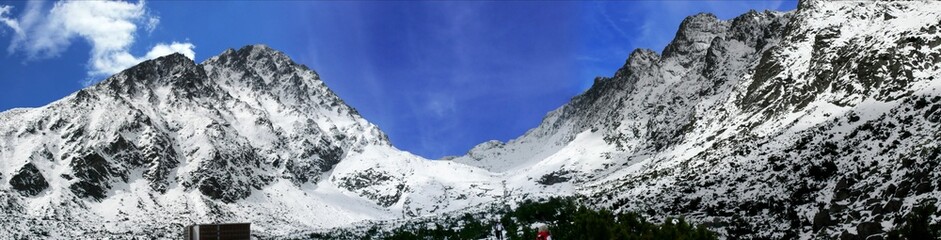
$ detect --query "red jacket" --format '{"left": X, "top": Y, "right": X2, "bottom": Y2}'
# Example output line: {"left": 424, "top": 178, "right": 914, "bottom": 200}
{"left": 536, "top": 231, "right": 550, "bottom": 240}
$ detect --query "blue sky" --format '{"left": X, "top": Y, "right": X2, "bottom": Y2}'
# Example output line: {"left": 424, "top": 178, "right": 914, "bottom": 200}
{"left": 0, "top": 1, "right": 796, "bottom": 159}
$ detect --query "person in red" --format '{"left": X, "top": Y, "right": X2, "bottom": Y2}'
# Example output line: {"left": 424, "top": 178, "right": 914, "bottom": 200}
{"left": 536, "top": 224, "right": 551, "bottom": 240}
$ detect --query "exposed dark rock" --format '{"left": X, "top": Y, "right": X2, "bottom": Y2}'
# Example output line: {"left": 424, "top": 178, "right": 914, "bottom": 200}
{"left": 336, "top": 169, "right": 404, "bottom": 207}
{"left": 185, "top": 149, "right": 271, "bottom": 203}
{"left": 856, "top": 221, "right": 883, "bottom": 238}
{"left": 102, "top": 136, "right": 143, "bottom": 166}
{"left": 9, "top": 163, "right": 49, "bottom": 197}
{"left": 197, "top": 176, "right": 248, "bottom": 203}
{"left": 68, "top": 152, "right": 114, "bottom": 200}
{"left": 870, "top": 202, "right": 883, "bottom": 215}
{"left": 337, "top": 168, "right": 392, "bottom": 191}
{"left": 883, "top": 199, "right": 902, "bottom": 213}
{"left": 538, "top": 170, "right": 574, "bottom": 185}
{"left": 813, "top": 209, "right": 833, "bottom": 231}
{"left": 743, "top": 50, "right": 785, "bottom": 112}
{"left": 840, "top": 230, "right": 858, "bottom": 240}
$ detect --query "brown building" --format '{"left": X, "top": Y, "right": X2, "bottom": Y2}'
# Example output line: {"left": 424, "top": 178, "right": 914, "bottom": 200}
{"left": 183, "top": 223, "right": 251, "bottom": 240}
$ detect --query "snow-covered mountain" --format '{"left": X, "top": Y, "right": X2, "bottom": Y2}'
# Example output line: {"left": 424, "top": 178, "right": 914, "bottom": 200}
{"left": 0, "top": 45, "right": 509, "bottom": 238}
{"left": 1, "top": 0, "right": 940, "bottom": 239}
{"left": 464, "top": 0, "right": 941, "bottom": 238}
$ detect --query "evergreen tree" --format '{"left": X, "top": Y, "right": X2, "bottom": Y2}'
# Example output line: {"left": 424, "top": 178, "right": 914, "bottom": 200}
{"left": 320, "top": 197, "right": 719, "bottom": 240}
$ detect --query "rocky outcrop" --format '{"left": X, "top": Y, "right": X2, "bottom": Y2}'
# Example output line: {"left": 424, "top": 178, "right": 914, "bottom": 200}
{"left": 9, "top": 163, "right": 48, "bottom": 197}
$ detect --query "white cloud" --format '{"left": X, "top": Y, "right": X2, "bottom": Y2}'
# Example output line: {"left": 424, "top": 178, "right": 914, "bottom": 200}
{"left": 0, "top": 5, "right": 22, "bottom": 35}
{"left": 90, "top": 41, "right": 195, "bottom": 77}
{"left": 144, "top": 42, "right": 194, "bottom": 60}
{"left": 0, "top": 0, "right": 195, "bottom": 84}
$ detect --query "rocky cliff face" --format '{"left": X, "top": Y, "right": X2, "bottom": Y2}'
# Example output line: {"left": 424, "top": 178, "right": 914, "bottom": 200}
{"left": 453, "top": 1, "right": 941, "bottom": 239}
{"left": 580, "top": 1, "right": 939, "bottom": 239}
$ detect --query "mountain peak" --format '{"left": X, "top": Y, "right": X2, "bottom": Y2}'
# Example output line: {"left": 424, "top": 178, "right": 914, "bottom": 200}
{"left": 245, "top": 43, "right": 274, "bottom": 51}
{"left": 204, "top": 44, "right": 296, "bottom": 74}
{"left": 92, "top": 50, "right": 203, "bottom": 95}
{"left": 614, "top": 48, "right": 659, "bottom": 78}
{"left": 661, "top": 12, "right": 727, "bottom": 60}
{"left": 163, "top": 51, "right": 192, "bottom": 60}
{"left": 145, "top": 51, "right": 198, "bottom": 68}
{"left": 233, "top": 44, "right": 287, "bottom": 59}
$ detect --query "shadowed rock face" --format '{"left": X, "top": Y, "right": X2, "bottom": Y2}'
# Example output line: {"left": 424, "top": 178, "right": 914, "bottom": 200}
{"left": 68, "top": 152, "right": 114, "bottom": 200}
{"left": 10, "top": 163, "right": 49, "bottom": 197}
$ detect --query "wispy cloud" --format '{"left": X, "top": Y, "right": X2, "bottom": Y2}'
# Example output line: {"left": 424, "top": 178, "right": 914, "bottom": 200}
{"left": 424, "top": 93, "right": 456, "bottom": 118}
{"left": 0, "top": 0, "right": 195, "bottom": 85}
{"left": 597, "top": 4, "right": 630, "bottom": 41}
{"left": 0, "top": 5, "right": 21, "bottom": 35}
{"left": 575, "top": 55, "right": 603, "bottom": 63}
